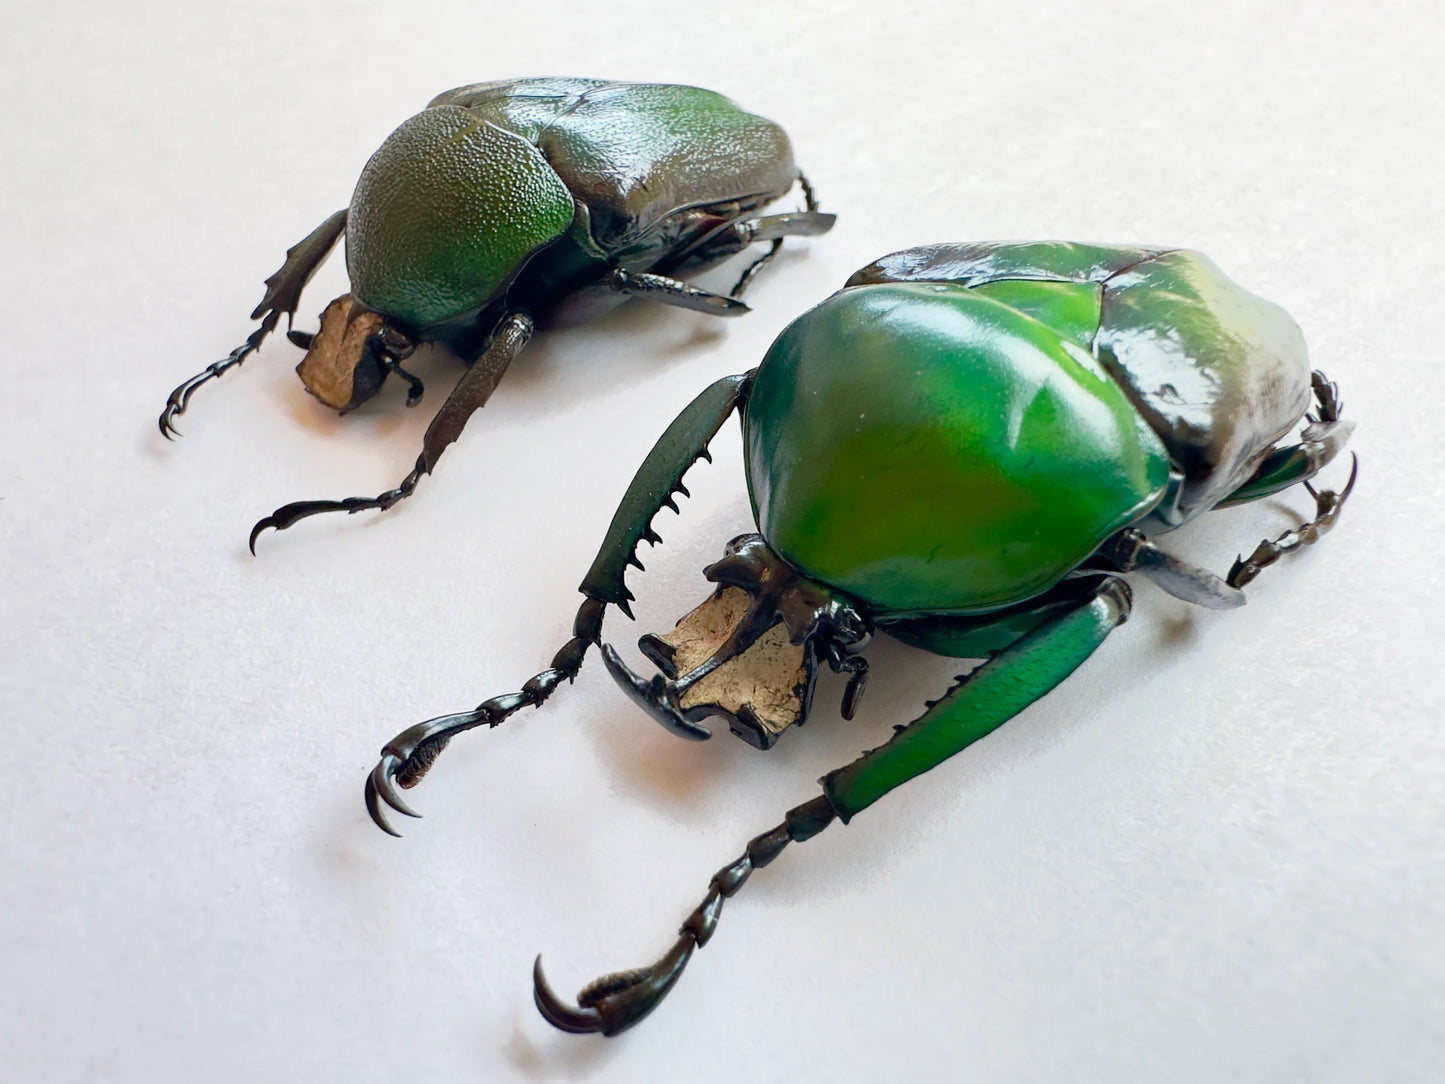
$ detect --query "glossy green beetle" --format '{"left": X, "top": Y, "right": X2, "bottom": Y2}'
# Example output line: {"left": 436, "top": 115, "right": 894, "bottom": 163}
{"left": 363, "top": 242, "right": 1356, "bottom": 1034}
{"left": 158, "top": 78, "right": 833, "bottom": 549}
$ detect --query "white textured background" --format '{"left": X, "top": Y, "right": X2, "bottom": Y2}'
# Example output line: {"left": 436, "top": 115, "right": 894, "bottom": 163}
{"left": 3, "top": 2, "right": 1441, "bottom": 1081}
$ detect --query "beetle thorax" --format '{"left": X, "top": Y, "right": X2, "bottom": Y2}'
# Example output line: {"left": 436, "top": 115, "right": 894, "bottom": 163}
{"left": 345, "top": 106, "right": 575, "bottom": 329}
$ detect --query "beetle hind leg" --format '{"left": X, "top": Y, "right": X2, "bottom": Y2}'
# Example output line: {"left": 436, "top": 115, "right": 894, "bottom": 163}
{"left": 661, "top": 171, "right": 837, "bottom": 301}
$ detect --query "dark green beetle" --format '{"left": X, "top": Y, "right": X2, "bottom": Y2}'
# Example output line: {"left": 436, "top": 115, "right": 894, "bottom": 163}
{"left": 157, "top": 78, "right": 834, "bottom": 549}
{"left": 363, "top": 242, "right": 1356, "bottom": 1035}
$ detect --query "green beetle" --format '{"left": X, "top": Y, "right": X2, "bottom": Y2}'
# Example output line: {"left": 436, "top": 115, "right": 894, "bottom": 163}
{"left": 157, "top": 78, "right": 834, "bottom": 549}
{"left": 362, "top": 242, "right": 1356, "bottom": 1035}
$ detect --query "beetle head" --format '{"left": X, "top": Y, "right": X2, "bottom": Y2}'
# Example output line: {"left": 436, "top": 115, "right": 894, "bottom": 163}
{"left": 604, "top": 534, "right": 872, "bottom": 749}
{"left": 292, "top": 294, "right": 417, "bottom": 413}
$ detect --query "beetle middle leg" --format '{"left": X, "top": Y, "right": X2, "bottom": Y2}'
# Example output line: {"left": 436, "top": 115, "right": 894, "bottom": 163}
{"left": 683, "top": 172, "right": 836, "bottom": 300}
{"left": 653, "top": 171, "right": 836, "bottom": 301}
{"left": 159, "top": 209, "right": 347, "bottom": 438}
{"left": 533, "top": 577, "right": 1132, "bottom": 1036}
{"left": 364, "top": 372, "right": 754, "bottom": 833}
{"left": 247, "top": 312, "right": 533, "bottom": 552}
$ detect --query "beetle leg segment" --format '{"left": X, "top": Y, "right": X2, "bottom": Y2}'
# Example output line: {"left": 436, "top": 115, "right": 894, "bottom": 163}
{"left": 604, "top": 268, "right": 750, "bottom": 317}
{"left": 658, "top": 169, "right": 835, "bottom": 300}
{"left": 247, "top": 458, "right": 426, "bottom": 554}
{"left": 419, "top": 312, "right": 531, "bottom": 471}
{"left": 159, "top": 209, "right": 347, "bottom": 438}
{"left": 364, "top": 597, "right": 607, "bottom": 835}
{"left": 580, "top": 372, "right": 752, "bottom": 613}
{"left": 542, "top": 579, "right": 1132, "bottom": 1035}
{"left": 247, "top": 313, "right": 532, "bottom": 551}
{"left": 1228, "top": 453, "right": 1358, "bottom": 589}
{"left": 380, "top": 356, "right": 424, "bottom": 407}
{"left": 158, "top": 325, "right": 270, "bottom": 438}
{"left": 365, "top": 375, "right": 751, "bottom": 833}
{"left": 724, "top": 210, "right": 838, "bottom": 298}
{"left": 825, "top": 577, "right": 1133, "bottom": 820}
{"left": 533, "top": 795, "right": 837, "bottom": 1036}
{"left": 1096, "top": 529, "right": 1245, "bottom": 610}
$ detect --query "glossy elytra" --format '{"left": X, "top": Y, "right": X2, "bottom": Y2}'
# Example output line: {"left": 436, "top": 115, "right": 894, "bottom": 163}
{"left": 157, "top": 78, "right": 834, "bottom": 550}
{"left": 362, "top": 242, "right": 1356, "bottom": 1035}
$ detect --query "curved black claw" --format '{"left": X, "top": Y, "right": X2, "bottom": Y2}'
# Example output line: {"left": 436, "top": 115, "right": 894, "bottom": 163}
{"left": 158, "top": 370, "right": 212, "bottom": 439}
{"left": 249, "top": 464, "right": 424, "bottom": 553}
{"left": 249, "top": 498, "right": 378, "bottom": 554}
{"left": 363, "top": 710, "right": 481, "bottom": 836}
{"left": 533, "top": 936, "right": 696, "bottom": 1037}
{"left": 159, "top": 328, "right": 268, "bottom": 439}
{"left": 600, "top": 644, "right": 712, "bottom": 741}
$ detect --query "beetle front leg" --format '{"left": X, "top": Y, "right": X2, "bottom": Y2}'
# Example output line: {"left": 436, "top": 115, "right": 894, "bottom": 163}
{"left": 247, "top": 312, "right": 533, "bottom": 552}
{"left": 533, "top": 578, "right": 1132, "bottom": 1036}
{"left": 364, "top": 372, "right": 754, "bottom": 834}
{"left": 365, "top": 597, "right": 605, "bottom": 834}
{"left": 159, "top": 209, "right": 347, "bottom": 438}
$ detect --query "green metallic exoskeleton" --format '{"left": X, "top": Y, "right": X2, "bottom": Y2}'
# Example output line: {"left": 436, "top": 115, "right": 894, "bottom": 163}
{"left": 362, "top": 243, "right": 1356, "bottom": 1035}
{"left": 158, "top": 78, "right": 834, "bottom": 549}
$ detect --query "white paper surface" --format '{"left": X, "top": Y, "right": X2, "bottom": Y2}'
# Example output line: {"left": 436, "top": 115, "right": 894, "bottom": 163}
{"left": 3, "top": 2, "right": 1441, "bottom": 1081}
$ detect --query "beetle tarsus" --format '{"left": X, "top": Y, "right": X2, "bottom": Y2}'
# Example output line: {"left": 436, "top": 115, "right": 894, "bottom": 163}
{"left": 730, "top": 239, "right": 783, "bottom": 298}
{"left": 797, "top": 169, "right": 820, "bottom": 214}
{"left": 364, "top": 711, "right": 483, "bottom": 835}
{"left": 161, "top": 209, "right": 347, "bottom": 439}
{"left": 533, "top": 940, "right": 695, "bottom": 1037}
{"left": 381, "top": 357, "right": 425, "bottom": 407}
{"left": 248, "top": 458, "right": 427, "bottom": 553}
{"left": 364, "top": 598, "right": 608, "bottom": 835}
{"left": 1308, "top": 369, "right": 1343, "bottom": 425}
{"left": 533, "top": 794, "right": 836, "bottom": 1035}
{"left": 158, "top": 324, "right": 271, "bottom": 439}
{"left": 1228, "top": 453, "right": 1358, "bottom": 589}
